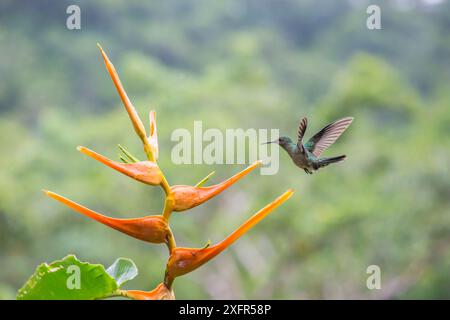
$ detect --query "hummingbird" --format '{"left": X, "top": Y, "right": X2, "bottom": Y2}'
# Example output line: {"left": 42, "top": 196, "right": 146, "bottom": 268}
{"left": 265, "top": 116, "right": 354, "bottom": 174}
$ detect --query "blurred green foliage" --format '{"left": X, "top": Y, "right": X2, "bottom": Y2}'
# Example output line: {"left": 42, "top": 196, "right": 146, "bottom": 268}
{"left": 0, "top": 0, "right": 449, "bottom": 299}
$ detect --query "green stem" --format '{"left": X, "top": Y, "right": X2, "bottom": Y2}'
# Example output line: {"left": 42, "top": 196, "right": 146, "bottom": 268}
{"left": 166, "top": 229, "right": 177, "bottom": 253}
{"left": 162, "top": 194, "right": 174, "bottom": 221}
{"left": 164, "top": 271, "right": 174, "bottom": 291}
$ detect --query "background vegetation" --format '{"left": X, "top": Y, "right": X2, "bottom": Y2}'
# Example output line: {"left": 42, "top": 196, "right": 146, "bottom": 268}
{"left": 0, "top": 0, "right": 449, "bottom": 299}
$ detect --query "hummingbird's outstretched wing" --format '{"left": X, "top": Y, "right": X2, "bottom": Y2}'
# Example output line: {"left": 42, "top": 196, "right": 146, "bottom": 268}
{"left": 296, "top": 117, "right": 308, "bottom": 148}
{"left": 304, "top": 117, "right": 353, "bottom": 157}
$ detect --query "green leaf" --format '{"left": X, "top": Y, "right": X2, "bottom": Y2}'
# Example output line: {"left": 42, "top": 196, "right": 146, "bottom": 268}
{"left": 106, "top": 258, "right": 138, "bottom": 287}
{"left": 17, "top": 255, "right": 121, "bottom": 300}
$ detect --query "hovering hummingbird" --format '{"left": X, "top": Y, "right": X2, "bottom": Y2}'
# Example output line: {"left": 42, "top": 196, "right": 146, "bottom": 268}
{"left": 265, "top": 117, "right": 354, "bottom": 174}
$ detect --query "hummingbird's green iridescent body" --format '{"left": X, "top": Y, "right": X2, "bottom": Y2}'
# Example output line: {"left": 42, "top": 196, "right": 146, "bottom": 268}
{"left": 269, "top": 117, "right": 354, "bottom": 174}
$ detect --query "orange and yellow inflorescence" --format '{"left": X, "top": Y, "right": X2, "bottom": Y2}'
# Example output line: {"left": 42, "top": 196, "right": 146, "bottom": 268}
{"left": 43, "top": 44, "right": 294, "bottom": 299}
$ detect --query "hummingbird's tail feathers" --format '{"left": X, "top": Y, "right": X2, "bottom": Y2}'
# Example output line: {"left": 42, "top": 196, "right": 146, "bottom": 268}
{"left": 317, "top": 155, "right": 346, "bottom": 168}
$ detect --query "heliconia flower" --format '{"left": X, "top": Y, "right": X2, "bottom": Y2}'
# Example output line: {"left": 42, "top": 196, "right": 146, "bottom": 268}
{"left": 164, "top": 189, "right": 294, "bottom": 286}
{"left": 97, "top": 43, "right": 156, "bottom": 162}
{"left": 77, "top": 146, "right": 163, "bottom": 186}
{"left": 43, "top": 190, "right": 173, "bottom": 246}
{"left": 123, "top": 283, "right": 174, "bottom": 300}
{"left": 170, "top": 160, "right": 263, "bottom": 212}
{"left": 118, "top": 144, "right": 140, "bottom": 164}
{"left": 194, "top": 170, "right": 215, "bottom": 187}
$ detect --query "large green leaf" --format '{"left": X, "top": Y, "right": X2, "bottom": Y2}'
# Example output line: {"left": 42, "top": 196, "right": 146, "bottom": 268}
{"left": 17, "top": 255, "right": 121, "bottom": 300}
{"left": 106, "top": 258, "right": 138, "bottom": 287}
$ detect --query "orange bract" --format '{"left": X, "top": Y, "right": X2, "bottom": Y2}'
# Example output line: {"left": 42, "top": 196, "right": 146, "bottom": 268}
{"left": 124, "top": 283, "right": 174, "bottom": 300}
{"left": 170, "top": 160, "right": 262, "bottom": 211}
{"left": 77, "top": 146, "right": 163, "bottom": 185}
{"left": 164, "top": 189, "right": 293, "bottom": 286}
{"left": 148, "top": 110, "right": 159, "bottom": 160}
{"left": 44, "top": 190, "right": 173, "bottom": 247}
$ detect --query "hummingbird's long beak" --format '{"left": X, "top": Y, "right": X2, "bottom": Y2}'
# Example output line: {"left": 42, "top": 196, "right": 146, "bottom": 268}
{"left": 261, "top": 140, "right": 276, "bottom": 145}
